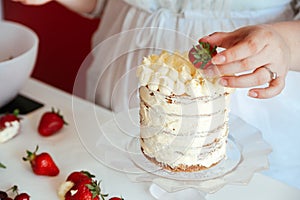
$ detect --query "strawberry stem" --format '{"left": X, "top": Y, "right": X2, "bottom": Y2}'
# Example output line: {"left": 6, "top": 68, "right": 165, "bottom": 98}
{"left": 22, "top": 145, "right": 39, "bottom": 162}
{"left": 80, "top": 170, "right": 96, "bottom": 179}
{"left": 0, "top": 162, "right": 6, "bottom": 169}
{"left": 13, "top": 109, "right": 19, "bottom": 117}
{"left": 51, "top": 107, "right": 68, "bottom": 125}
{"left": 86, "top": 180, "right": 108, "bottom": 200}
{"left": 191, "top": 41, "right": 217, "bottom": 69}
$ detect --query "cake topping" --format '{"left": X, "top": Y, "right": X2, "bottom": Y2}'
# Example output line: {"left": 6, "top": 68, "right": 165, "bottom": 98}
{"left": 137, "top": 51, "right": 231, "bottom": 97}
{"left": 188, "top": 41, "right": 217, "bottom": 69}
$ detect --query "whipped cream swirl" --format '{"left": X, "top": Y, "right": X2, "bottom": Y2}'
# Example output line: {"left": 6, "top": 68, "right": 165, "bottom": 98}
{"left": 136, "top": 51, "right": 229, "bottom": 97}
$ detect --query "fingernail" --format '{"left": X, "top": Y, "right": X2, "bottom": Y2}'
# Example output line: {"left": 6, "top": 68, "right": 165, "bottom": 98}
{"left": 212, "top": 55, "right": 226, "bottom": 64}
{"left": 199, "top": 35, "right": 209, "bottom": 42}
{"left": 248, "top": 91, "right": 258, "bottom": 98}
{"left": 219, "top": 78, "right": 228, "bottom": 86}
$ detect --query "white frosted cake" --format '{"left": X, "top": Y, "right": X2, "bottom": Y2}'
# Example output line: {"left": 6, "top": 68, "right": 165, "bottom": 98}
{"left": 136, "top": 51, "right": 233, "bottom": 172}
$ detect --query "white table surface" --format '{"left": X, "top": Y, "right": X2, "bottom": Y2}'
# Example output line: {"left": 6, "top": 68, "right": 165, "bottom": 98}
{"left": 1, "top": 77, "right": 300, "bottom": 200}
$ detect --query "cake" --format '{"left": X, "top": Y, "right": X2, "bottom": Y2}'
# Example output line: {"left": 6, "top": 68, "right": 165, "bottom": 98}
{"left": 136, "top": 51, "right": 233, "bottom": 172}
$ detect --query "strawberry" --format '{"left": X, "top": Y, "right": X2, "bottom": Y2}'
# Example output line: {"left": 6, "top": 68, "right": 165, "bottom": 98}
{"left": 22, "top": 145, "right": 59, "bottom": 176}
{"left": 65, "top": 180, "right": 108, "bottom": 200}
{"left": 67, "top": 171, "right": 95, "bottom": 185}
{"left": 14, "top": 193, "right": 30, "bottom": 200}
{"left": 38, "top": 108, "right": 67, "bottom": 136}
{"left": 0, "top": 109, "right": 20, "bottom": 130}
{"left": 109, "top": 197, "right": 124, "bottom": 200}
{"left": 188, "top": 41, "right": 217, "bottom": 69}
{"left": 59, "top": 171, "right": 109, "bottom": 200}
{"left": 0, "top": 109, "right": 21, "bottom": 143}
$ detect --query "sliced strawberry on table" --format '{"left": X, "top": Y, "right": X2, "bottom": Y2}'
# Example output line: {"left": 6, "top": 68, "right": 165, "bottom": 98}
{"left": 0, "top": 109, "right": 20, "bottom": 130}
{"left": 22, "top": 145, "right": 60, "bottom": 176}
{"left": 188, "top": 41, "right": 217, "bottom": 69}
{"left": 0, "top": 109, "right": 22, "bottom": 143}
{"left": 38, "top": 108, "right": 68, "bottom": 136}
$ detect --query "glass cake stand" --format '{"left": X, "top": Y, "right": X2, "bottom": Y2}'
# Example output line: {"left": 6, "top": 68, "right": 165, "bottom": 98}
{"left": 74, "top": 108, "right": 272, "bottom": 198}
{"left": 127, "top": 135, "right": 241, "bottom": 181}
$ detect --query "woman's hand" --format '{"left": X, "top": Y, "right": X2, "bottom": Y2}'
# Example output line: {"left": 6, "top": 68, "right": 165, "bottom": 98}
{"left": 12, "top": 0, "right": 53, "bottom": 5}
{"left": 200, "top": 24, "right": 291, "bottom": 99}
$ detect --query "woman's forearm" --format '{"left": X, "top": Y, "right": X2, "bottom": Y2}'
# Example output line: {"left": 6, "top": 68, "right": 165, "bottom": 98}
{"left": 55, "top": 0, "right": 97, "bottom": 14}
{"left": 12, "top": 0, "right": 98, "bottom": 14}
{"left": 269, "top": 20, "right": 300, "bottom": 71}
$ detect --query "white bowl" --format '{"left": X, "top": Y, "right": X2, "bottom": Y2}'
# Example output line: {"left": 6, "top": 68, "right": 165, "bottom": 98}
{"left": 0, "top": 21, "right": 39, "bottom": 108}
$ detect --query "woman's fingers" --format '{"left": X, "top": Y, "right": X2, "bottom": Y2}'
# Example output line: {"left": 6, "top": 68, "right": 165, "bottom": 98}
{"left": 218, "top": 65, "right": 284, "bottom": 99}
{"left": 199, "top": 25, "right": 290, "bottom": 99}
{"left": 219, "top": 66, "right": 274, "bottom": 88}
{"left": 248, "top": 77, "right": 285, "bottom": 98}
{"left": 201, "top": 26, "right": 272, "bottom": 65}
{"left": 212, "top": 37, "right": 264, "bottom": 65}
{"left": 206, "top": 46, "right": 271, "bottom": 76}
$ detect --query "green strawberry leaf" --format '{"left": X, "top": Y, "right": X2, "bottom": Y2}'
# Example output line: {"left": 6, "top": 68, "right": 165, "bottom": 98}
{"left": 0, "top": 162, "right": 6, "bottom": 169}
{"left": 189, "top": 41, "right": 217, "bottom": 69}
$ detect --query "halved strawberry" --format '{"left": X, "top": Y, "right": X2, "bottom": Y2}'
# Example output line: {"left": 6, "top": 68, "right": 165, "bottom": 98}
{"left": 188, "top": 41, "right": 217, "bottom": 69}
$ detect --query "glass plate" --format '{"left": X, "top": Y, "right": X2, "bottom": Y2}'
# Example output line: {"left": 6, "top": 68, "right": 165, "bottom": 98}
{"left": 73, "top": 107, "right": 272, "bottom": 194}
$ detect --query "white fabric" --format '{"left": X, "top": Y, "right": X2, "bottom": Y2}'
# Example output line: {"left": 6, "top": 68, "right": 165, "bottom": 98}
{"left": 123, "top": 0, "right": 292, "bottom": 12}
{"left": 86, "top": 0, "right": 296, "bottom": 111}
{"left": 79, "top": 0, "right": 300, "bottom": 190}
{"left": 231, "top": 71, "right": 300, "bottom": 189}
